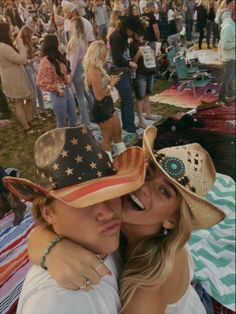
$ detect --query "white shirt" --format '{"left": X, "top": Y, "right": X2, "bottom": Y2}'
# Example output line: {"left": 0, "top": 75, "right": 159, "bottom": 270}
{"left": 64, "top": 17, "right": 94, "bottom": 43}
{"left": 17, "top": 253, "right": 121, "bottom": 314}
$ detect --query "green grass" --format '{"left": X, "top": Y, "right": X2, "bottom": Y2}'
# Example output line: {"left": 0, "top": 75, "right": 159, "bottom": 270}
{"left": 0, "top": 78, "right": 187, "bottom": 180}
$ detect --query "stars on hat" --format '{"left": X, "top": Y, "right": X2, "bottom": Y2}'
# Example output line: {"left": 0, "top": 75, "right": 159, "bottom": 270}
{"left": 107, "top": 162, "right": 112, "bottom": 168}
{"left": 70, "top": 137, "right": 79, "bottom": 145}
{"left": 61, "top": 150, "right": 68, "bottom": 158}
{"left": 52, "top": 163, "right": 59, "bottom": 171}
{"left": 75, "top": 155, "right": 83, "bottom": 163}
{"left": 48, "top": 176, "right": 53, "bottom": 183}
{"left": 96, "top": 171, "right": 102, "bottom": 178}
{"left": 81, "top": 127, "right": 87, "bottom": 134}
{"left": 65, "top": 167, "right": 74, "bottom": 176}
{"left": 97, "top": 153, "right": 103, "bottom": 159}
{"left": 85, "top": 144, "right": 92, "bottom": 152}
{"left": 90, "top": 161, "right": 97, "bottom": 169}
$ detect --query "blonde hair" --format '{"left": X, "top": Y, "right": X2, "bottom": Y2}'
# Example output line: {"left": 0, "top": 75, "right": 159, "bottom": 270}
{"left": 119, "top": 199, "right": 193, "bottom": 312}
{"left": 67, "top": 16, "right": 87, "bottom": 55}
{"left": 109, "top": 10, "right": 122, "bottom": 28}
{"left": 83, "top": 40, "right": 109, "bottom": 91}
{"left": 19, "top": 25, "right": 34, "bottom": 58}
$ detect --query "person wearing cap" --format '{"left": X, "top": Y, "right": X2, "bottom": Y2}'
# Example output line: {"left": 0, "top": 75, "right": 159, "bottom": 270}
{"left": 4, "top": 125, "right": 145, "bottom": 314}
{"left": 109, "top": 16, "right": 143, "bottom": 134}
{"left": 25, "top": 125, "right": 225, "bottom": 314}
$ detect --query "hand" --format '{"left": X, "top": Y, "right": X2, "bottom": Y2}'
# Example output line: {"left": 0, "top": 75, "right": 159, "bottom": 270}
{"left": 110, "top": 75, "right": 120, "bottom": 87}
{"left": 46, "top": 239, "right": 111, "bottom": 290}
{"left": 129, "top": 61, "right": 137, "bottom": 69}
{"left": 65, "top": 74, "right": 72, "bottom": 86}
{"left": 57, "top": 85, "right": 65, "bottom": 97}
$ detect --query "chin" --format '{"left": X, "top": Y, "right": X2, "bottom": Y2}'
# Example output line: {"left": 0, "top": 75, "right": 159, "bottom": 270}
{"left": 98, "top": 238, "right": 120, "bottom": 255}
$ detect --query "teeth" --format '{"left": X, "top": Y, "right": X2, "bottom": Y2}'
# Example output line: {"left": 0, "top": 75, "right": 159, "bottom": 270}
{"left": 130, "top": 193, "right": 145, "bottom": 210}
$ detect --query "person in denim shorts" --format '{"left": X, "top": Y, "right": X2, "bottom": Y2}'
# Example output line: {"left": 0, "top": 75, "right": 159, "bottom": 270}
{"left": 130, "top": 30, "right": 156, "bottom": 129}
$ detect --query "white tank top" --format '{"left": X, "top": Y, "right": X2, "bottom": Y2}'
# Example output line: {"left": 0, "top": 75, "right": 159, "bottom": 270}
{"left": 165, "top": 248, "right": 207, "bottom": 314}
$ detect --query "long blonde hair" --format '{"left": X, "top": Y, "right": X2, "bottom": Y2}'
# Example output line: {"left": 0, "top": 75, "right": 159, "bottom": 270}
{"left": 83, "top": 40, "right": 109, "bottom": 91}
{"left": 67, "top": 16, "right": 87, "bottom": 55}
{"left": 119, "top": 197, "right": 193, "bottom": 312}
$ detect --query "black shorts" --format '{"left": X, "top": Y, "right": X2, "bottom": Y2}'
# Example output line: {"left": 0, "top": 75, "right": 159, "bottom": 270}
{"left": 92, "top": 95, "right": 115, "bottom": 123}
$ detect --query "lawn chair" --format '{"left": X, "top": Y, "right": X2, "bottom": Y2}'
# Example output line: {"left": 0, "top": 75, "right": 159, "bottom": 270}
{"left": 162, "top": 46, "right": 177, "bottom": 80}
{"left": 174, "top": 54, "right": 198, "bottom": 97}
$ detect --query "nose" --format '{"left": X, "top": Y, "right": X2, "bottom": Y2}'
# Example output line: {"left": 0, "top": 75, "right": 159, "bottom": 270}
{"left": 138, "top": 181, "right": 152, "bottom": 198}
{"left": 95, "top": 199, "right": 121, "bottom": 222}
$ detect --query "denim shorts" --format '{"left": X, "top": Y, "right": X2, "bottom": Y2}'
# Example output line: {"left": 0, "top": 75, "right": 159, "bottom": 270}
{"left": 134, "top": 73, "right": 154, "bottom": 100}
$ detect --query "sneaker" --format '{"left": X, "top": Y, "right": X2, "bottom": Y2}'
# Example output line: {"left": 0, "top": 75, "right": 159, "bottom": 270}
{"left": 23, "top": 127, "right": 35, "bottom": 135}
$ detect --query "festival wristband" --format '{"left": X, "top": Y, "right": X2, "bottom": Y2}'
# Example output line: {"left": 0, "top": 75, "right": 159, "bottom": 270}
{"left": 40, "top": 235, "right": 65, "bottom": 270}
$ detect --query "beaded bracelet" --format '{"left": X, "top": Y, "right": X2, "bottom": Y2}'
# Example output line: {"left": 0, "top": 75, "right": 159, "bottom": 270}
{"left": 40, "top": 235, "right": 65, "bottom": 270}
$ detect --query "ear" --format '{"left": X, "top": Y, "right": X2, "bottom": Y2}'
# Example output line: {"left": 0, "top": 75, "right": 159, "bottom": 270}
{"left": 40, "top": 204, "right": 55, "bottom": 225}
{"left": 162, "top": 217, "right": 176, "bottom": 230}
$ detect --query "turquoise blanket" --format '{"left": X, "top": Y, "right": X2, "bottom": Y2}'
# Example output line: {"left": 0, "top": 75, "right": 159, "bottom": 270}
{"left": 189, "top": 173, "right": 235, "bottom": 312}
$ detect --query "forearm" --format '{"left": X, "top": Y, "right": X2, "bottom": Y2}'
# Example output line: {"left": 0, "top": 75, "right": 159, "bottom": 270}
{"left": 28, "top": 225, "right": 56, "bottom": 265}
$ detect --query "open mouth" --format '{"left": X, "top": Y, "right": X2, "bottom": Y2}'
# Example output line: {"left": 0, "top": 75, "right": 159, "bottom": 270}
{"left": 128, "top": 193, "right": 145, "bottom": 211}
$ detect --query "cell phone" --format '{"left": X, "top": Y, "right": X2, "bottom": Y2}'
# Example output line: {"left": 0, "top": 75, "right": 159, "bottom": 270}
{"left": 117, "top": 72, "right": 123, "bottom": 76}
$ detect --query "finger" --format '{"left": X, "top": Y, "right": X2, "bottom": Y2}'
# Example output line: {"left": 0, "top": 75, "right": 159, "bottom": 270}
{"left": 91, "top": 261, "right": 112, "bottom": 278}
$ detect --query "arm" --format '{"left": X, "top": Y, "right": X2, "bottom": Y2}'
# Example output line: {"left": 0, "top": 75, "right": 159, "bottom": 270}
{"left": 28, "top": 225, "right": 111, "bottom": 289}
{"left": 1, "top": 38, "right": 27, "bottom": 64}
{"left": 89, "top": 67, "right": 119, "bottom": 101}
{"left": 69, "top": 45, "right": 80, "bottom": 77}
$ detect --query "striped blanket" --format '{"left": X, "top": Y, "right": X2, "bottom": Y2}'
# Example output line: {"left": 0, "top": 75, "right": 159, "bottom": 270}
{"left": 189, "top": 173, "right": 236, "bottom": 312}
{"left": 0, "top": 174, "right": 235, "bottom": 314}
{"left": 0, "top": 206, "right": 34, "bottom": 314}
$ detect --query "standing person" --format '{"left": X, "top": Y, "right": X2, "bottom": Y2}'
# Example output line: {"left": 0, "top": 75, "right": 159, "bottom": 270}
{"left": 54, "top": 5, "right": 66, "bottom": 45}
{"left": 217, "top": 9, "right": 235, "bottom": 106}
{"left": 25, "top": 126, "right": 225, "bottom": 314}
{"left": 184, "top": 0, "right": 196, "bottom": 44}
{"left": 3, "top": 125, "right": 146, "bottom": 314}
{"left": 196, "top": 0, "right": 207, "bottom": 49}
{"left": 5, "top": 0, "right": 24, "bottom": 33}
{"left": 141, "top": 1, "right": 160, "bottom": 52}
{"left": 0, "top": 22, "right": 34, "bottom": 134}
{"left": 109, "top": 16, "right": 142, "bottom": 134}
{"left": 206, "top": 0, "right": 217, "bottom": 48}
{"left": 217, "top": 0, "right": 235, "bottom": 30}
{"left": 167, "top": 1, "right": 181, "bottom": 51}
{"left": 67, "top": 16, "right": 93, "bottom": 127}
{"left": 130, "top": 30, "right": 156, "bottom": 129}
{"left": 92, "top": 0, "right": 108, "bottom": 39}
{"left": 19, "top": 25, "right": 47, "bottom": 125}
{"left": 83, "top": 40, "right": 126, "bottom": 160}
{"left": 36, "top": 34, "right": 78, "bottom": 128}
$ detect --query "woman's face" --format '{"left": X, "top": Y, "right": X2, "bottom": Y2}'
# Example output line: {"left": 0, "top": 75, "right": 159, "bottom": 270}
{"left": 121, "top": 164, "right": 182, "bottom": 236}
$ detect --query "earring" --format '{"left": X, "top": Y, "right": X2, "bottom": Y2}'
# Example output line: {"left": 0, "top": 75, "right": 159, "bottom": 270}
{"left": 163, "top": 228, "right": 168, "bottom": 236}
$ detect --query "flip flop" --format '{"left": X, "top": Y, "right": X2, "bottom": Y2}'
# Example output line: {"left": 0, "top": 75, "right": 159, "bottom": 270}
{"left": 144, "top": 115, "right": 156, "bottom": 121}
{"left": 137, "top": 122, "right": 147, "bottom": 129}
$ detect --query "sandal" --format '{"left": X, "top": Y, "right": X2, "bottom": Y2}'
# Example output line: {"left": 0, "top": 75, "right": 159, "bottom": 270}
{"left": 23, "top": 127, "right": 35, "bottom": 135}
{"left": 144, "top": 115, "right": 156, "bottom": 121}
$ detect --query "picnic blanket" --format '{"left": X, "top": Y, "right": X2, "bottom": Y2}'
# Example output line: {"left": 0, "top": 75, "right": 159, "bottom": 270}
{"left": 0, "top": 174, "right": 235, "bottom": 314}
{"left": 189, "top": 173, "right": 236, "bottom": 312}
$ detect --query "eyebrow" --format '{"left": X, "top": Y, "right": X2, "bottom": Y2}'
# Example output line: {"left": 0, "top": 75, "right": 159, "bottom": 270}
{"left": 163, "top": 180, "right": 179, "bottom": 196}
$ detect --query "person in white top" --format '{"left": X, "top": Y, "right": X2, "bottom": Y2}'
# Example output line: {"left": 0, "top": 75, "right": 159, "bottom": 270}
{"left": 4, "top": 126, "right": 145, "bottom": 314}
{"left": 27, "top": 126, "right": 225, "bottom": 314}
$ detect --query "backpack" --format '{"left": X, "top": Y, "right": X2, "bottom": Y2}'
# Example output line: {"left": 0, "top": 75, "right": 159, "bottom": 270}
{"left": 142, "top": 43, "right": 156, "bottom": 70}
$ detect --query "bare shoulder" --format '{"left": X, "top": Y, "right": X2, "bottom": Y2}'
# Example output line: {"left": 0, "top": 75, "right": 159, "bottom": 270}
{"left": 122, "top": 286, "right": 166, "bottom": 314}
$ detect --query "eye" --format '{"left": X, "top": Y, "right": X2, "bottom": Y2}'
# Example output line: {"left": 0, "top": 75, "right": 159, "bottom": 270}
{"left": 159, "top": 187, "right": 171, "bottom": 198}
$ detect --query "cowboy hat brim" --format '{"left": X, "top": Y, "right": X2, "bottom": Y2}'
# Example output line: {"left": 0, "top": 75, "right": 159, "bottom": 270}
{"left": 142, "top": 126, "right": 225, "bottom": 230}
{"left": 3, "top": 147, "right": 146, "bottom": 209}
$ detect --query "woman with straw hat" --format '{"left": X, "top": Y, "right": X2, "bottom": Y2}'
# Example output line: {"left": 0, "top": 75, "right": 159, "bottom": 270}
{"left": 17, "top": 126, "right": 225, "bottom": 314}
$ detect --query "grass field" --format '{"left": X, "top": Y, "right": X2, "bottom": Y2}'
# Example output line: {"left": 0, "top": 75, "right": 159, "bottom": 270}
{"left": 0, "top": 78, "right": 188, "bottom": 180}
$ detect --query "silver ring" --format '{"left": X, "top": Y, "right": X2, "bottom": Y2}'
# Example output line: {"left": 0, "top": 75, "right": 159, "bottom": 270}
{"left": 80, "top": 277, "right": 91, "bottom": 289}
{"left": 95, "top": 263, "right": 103, "bottom": 272}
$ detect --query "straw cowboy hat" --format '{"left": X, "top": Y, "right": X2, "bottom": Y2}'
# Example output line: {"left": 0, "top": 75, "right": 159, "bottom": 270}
{"left": 3, "top": 125, "right": 146, "bottom": 209}
{"left": 143, "top": 126, "right": 225, "bottom": 229}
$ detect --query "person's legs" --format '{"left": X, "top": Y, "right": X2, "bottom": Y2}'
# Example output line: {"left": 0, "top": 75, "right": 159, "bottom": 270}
{"left": 72, "top": 64, "right": 91, "bottom": 126}
{"left": 134, "top": 74, "right": 147, "bottom": 128}
{"left": 206, "top": 20, "right": 211, "bottom": 48}
{"left": 66, "top": 88, "right": 78, "bottom": 127}
{"left": 212, "top": 22, "right": 218, "bottom": 47}
{"left": 14, "top": 100, "right": 30, "bottom": 129}
{"left": 198, "top": 27, "right": 204, "bottom": 49}
{"left": 98, "top": 118, "right": 114, "bottom": 153}
{"left": 186, "top": 19, "right": 193, "bottom": 42}
{"left": 24, "top": 99, "right": 33, "bottom": 122}
{"left": 116, "top": 71, "right": 136, "bottom": 133}
{"left": 112, "top": 112, "right": 126, "bottom": 154}
{"left": 143, "top": 74, "right": 154, "bottom": 119}
{"left": 218, "top": 60, "right": 235, "bottom": 102}
{"left": 226, "top": 60, "right": 235, "bottom": 98}
{"left": 36, "top": 86, "right": 45, "bottom": 113}
{"left": 50, "top": 92, "right": 67, "bottom": 128}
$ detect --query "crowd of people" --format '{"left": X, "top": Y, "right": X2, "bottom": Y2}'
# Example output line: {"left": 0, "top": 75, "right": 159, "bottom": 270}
{"left": 0, "top": 0, "right": 235, "bottom": 137}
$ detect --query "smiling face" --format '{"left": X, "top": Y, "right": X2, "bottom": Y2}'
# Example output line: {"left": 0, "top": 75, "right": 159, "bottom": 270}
{"left": 121, "top": 162, "right": 182, "bottom": 240}
{"left": 42, "top": 198, "right": 122, "bottom": 257}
